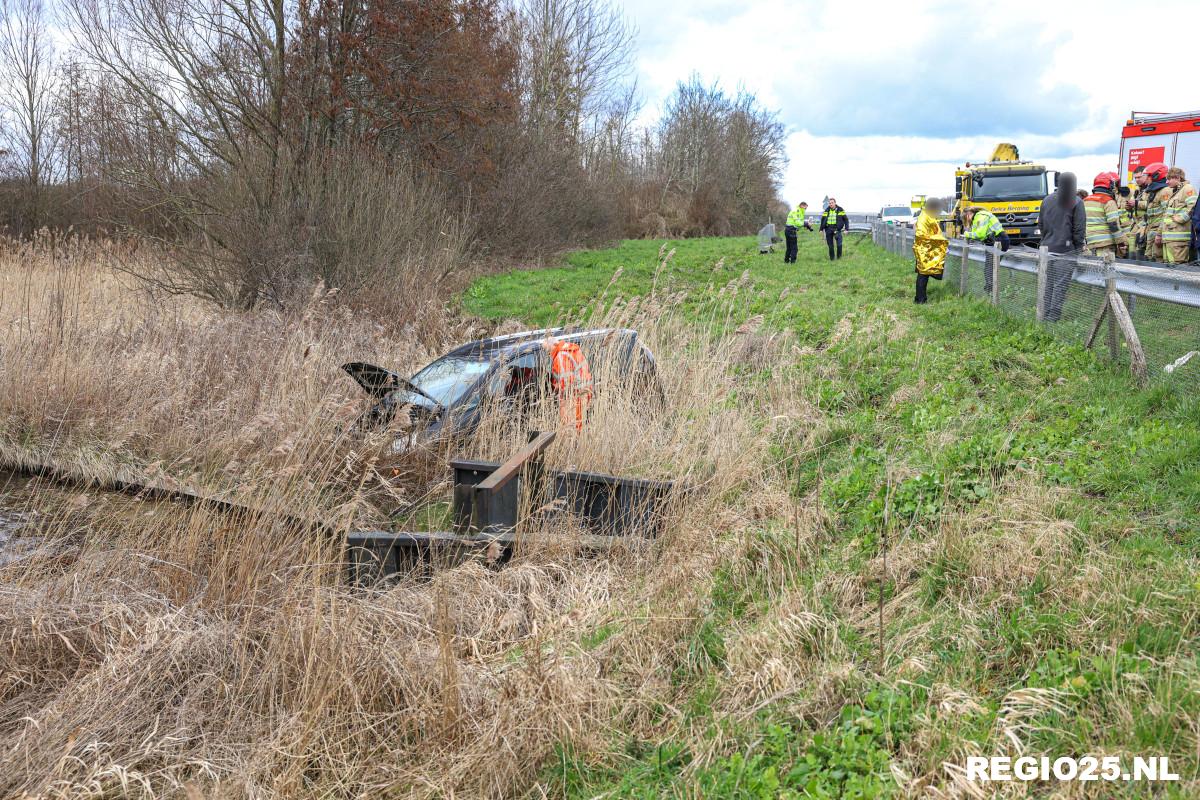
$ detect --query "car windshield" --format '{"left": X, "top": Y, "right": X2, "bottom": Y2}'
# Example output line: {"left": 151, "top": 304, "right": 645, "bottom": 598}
{"left": 973, "top": 172, "right": 1047, "bottom": 201}
{"left": 882, "top": 206, "right": 908, "bottom": 215}
{"left": 395, "top": 355, "right": 492, "bottom": 408}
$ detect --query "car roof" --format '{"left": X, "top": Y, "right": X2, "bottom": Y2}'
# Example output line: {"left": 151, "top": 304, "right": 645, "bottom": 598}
{"left": 443, "top": 327, "right": 639, "bottom": 360}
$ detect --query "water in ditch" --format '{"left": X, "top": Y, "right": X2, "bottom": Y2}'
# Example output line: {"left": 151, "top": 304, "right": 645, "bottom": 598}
{"left": 0, "top": 472, "right": 43, "bottom": 567}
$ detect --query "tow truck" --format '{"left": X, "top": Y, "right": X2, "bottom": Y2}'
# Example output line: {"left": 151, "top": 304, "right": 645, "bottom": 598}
{"left": 949, "top": 143, "right": 1050, "bottom": 245}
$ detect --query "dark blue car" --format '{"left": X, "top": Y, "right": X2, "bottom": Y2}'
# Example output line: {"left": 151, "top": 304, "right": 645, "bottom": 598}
{"left": 343, "top": 327, "right": 660, "bottom": 449}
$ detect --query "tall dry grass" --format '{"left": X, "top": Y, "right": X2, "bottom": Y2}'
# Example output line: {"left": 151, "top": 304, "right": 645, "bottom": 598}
{"left": 0, "top": 237, "right": 803, "bottom": 797}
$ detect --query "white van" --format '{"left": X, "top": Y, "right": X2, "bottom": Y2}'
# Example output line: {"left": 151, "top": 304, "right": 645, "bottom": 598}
{"left": 879, "top": 205, "right": 911, "bottom": 227}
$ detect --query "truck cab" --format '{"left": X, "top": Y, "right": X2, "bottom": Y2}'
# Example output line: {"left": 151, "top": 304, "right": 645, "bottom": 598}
{"left": 950, "top": 144, "right": 1049, "bottom": 245}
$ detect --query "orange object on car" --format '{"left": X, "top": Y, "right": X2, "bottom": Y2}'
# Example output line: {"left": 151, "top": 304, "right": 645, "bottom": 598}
{"left": 548, "top": 341, "right": 593, "bottom": 431}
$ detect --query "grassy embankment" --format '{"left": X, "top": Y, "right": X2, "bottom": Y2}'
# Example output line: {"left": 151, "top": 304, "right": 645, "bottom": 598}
{"left": 465, "top": 231, "right": 1200, "bottom": 797}
{"left": 0, "top": 229, "right": 1197, "bottom": 797}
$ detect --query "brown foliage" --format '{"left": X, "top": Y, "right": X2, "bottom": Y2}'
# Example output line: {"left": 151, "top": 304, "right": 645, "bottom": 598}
{"left": 1, "top": 0, "right": 787, "bottom": 307}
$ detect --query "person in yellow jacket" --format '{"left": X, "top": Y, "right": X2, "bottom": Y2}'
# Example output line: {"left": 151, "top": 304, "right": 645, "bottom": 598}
{"left": 1083, "top": 172, "right": 1124, "bottom": 261}
{"left": 913, "top": 197, "right": 948, "bottom": 304}
{"left": 1161, "top": 167, "right": 1197, "bottom": 264}
{"left": 1142, "top": 162, "right": 1173, "bottom": 261}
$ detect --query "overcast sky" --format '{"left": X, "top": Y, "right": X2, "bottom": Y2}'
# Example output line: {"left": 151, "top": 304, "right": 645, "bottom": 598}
{"left": 616, "top": 0, "right": 1196, "bottom": 212}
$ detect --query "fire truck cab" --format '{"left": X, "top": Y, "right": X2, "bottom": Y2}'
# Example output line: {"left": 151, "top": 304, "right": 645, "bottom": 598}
{"left": 1119, "top": 110, "right": 1200, "bottom": 188}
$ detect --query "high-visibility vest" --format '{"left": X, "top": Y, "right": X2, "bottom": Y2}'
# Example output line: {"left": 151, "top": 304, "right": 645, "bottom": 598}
{"left": 1083, "top": 194, "right": 1121, "bottom": 249}
{"left": 549, "top": 342, "right": 593, "bottom": 396}
{"left": 967, "top": 209, "right": 1004, "bottom": 241}
{"left": 1162, "top": 182, "right": 1198, "bottom": 243}
{"left": 786, "top": 207, "right": 806, "bottom": 227}
{"left": 824, "top": 208, "right": 839, "bottom": 227}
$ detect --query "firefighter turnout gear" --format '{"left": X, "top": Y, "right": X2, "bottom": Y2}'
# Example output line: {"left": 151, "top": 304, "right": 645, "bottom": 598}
{"left": 1129, "top": 188, "right": 1148, "bottom": 257}
{"left": 1145, "top": 183, "right": 1174, "bottom": 261}
{"left": 548, "top": 340, "right": 593, "bottom": 432}
{"left": 1083, "top": 189, "right": 1123, "bottom": 260}
{"left": 1163, "top": 180, "right": 1198, "bottom": 264}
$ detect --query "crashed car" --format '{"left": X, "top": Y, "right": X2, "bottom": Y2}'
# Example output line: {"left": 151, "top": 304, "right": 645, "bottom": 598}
{"left": 343, "top": 327, "right": 660, "bottom": 448}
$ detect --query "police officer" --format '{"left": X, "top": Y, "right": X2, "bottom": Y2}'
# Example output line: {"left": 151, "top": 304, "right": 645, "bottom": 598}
{"left": 820, "top": 198, "right": 849, "bottom": 261}
{"left": 961, "top": 205, "right": 1010, "bottom": 293}
{"left": 1083, "top": 172, "right": 1124, "bottom": 261}
{"left": 783, "top": 201, "right": 809, "bottom": 263}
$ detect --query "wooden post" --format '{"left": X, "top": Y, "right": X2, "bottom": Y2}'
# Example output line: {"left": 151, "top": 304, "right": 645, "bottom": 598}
{"left": 1105, "top": 278, "right": 1119, "bottom": 360}
{"left": 1035, "top": 246, "right": 1049, "bottom": 322}
{"left": 1108, "top": 288, "right": 1147, "bottom": 384}
{"left": 1084, "top": 291, "right": 1109, "bottom": 350}
{"left": 991, "top": 243, "right": 1003, "bottom": 305}
{"left": 960, "top": 241, "right": 969, "bottom": 294}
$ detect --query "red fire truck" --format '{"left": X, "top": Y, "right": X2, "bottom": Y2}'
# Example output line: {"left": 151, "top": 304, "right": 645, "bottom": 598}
{"left": 1119, "top": 110, "right": 1200, "bottom": 187}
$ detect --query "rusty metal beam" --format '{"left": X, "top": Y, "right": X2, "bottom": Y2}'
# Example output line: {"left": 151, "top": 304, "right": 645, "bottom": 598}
{"left": 474, "top": 430, "right": 555, "bottom": 494}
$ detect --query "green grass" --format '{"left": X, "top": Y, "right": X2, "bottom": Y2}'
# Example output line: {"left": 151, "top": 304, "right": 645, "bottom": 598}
{"left": 466, "top": 232, "right": 1200, "bottom": 797}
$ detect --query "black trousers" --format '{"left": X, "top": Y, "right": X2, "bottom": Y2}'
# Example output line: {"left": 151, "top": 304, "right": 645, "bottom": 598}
{"left": 981, "top": 232, "right": 1011, "bottom": 292}
{"left": 784, "top": 226, "right": 798, "bottom": 263}
{"left": 914, "top": 271, "right": 942, "bottom": 303}
{"left": 825, "top": 229, "right": 843, "bottom": 260}
{"left": 1043, "top": 255, "right": 1074, "bottom": 322}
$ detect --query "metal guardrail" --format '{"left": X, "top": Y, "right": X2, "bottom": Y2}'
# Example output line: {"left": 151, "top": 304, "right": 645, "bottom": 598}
{"left": 871, "top": 221, "right": 1200, "bottom": 308}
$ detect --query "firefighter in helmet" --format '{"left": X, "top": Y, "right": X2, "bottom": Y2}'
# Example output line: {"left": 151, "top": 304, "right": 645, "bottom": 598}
{"left": 1142, "top": 162, "right": 1173, "bottom": 262}
{"left": 1161, "top": 166, "right": 1198, "bottom": 264}
{"left": 1083, "top": 172, "right": 1124, "bottom": 261}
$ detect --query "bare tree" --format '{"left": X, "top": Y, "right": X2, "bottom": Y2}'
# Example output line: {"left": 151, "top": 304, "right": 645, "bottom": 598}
{"left": 644, "top": 76, "right": 785, "bottom": 236}
{"left": 63, "top": 0, "right": 299, "bottom": 305}
{"left": 0, "top": 0, "right": 57, "bottom": 231}
{"left": 517, "top": 0, "right": 635, "bottom": 147}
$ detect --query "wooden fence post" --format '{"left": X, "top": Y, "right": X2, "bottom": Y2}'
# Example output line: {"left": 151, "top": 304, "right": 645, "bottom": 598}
{"left": 1035, "top": 246, "right": 1049, "bottom": 322}
{"left": 960, "top": 241, "right": 969, "bottom": 294}
{"left": 1105, "top": 277, "right": 1119, "bottom": 360}
{"left": 1108, "top": 287, "right": 1147, "bottom": 385}
{"left": 991, "top": 243, "right": 1003, "bottom": 305}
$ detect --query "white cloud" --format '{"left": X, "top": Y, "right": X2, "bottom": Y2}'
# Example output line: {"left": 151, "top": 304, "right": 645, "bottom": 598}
{"left": 616, "top": 0, "right": 1199, "bottom": 211}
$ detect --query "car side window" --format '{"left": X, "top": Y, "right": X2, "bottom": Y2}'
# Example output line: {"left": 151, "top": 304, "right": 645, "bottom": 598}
{"left": 486, "top": 352, "right": 544, "bottom": 406}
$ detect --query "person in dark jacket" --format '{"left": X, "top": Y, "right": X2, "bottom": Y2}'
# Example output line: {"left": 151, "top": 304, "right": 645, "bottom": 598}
{"left": 819, "top": 198, "right": 849, "bottom": 260}
{"left": 1037, "top": 172, "right": 1087, "bottom": 322}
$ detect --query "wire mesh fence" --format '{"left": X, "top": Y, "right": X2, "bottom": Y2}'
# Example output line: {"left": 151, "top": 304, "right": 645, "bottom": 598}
{"left": 873, "top": 221, "right": 1200, "bottom": 387}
